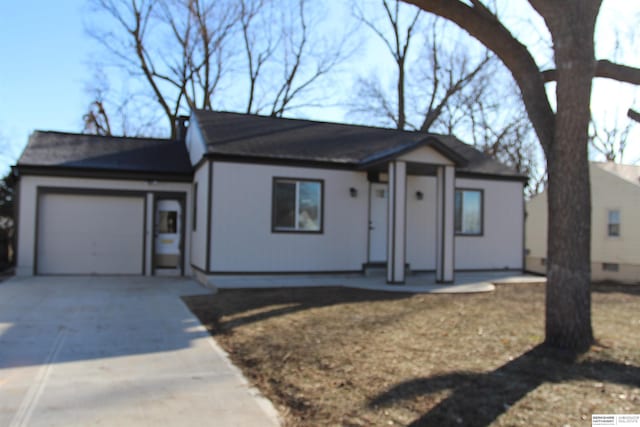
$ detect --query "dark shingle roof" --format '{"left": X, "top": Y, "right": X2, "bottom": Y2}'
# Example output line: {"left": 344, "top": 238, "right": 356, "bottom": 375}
{"left": 193, "top": 110, "right": 525, "bottom": 179}
{"left": 17, "top": 113, "right": 525, "bottom": 181}
{"left": 17, "top": 131, "right": 192, "bottom": 175}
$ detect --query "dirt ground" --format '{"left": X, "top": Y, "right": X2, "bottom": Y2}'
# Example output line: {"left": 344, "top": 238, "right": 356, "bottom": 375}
{"left": 183, "top": 282, "right": 640, "bottom": 426}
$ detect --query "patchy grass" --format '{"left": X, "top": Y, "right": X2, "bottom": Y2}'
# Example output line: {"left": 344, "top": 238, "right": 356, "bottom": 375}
{"left": 183, "top": 282, "right": 640, "bottom": 426}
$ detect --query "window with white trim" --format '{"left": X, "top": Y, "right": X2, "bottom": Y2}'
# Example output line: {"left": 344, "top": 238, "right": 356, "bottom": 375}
{"left": 455, "top": 189, "right": 483, "bottom": 235}
{"left": 608, "top": 209, "right": 620, "bottom": 237}
{"left": 272, "top": 178, "right": 323, "bottom": 232}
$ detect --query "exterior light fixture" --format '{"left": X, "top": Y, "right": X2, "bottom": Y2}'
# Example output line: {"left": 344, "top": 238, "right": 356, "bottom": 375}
{"left": 416, "top": 191, "right": 424, "bottom": 200}
{"left": 350, "top": 187, "right": 358, "bottom": 198}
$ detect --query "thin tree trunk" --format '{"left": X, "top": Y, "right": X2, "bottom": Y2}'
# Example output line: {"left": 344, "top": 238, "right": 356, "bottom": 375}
{"left": 398, "top": 57, "right": 406, "bottom": 130}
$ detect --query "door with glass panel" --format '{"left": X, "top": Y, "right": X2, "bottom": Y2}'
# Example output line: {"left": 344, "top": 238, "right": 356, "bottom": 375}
{"left": 154, "top": 199, "right": 182, "bottom": 274}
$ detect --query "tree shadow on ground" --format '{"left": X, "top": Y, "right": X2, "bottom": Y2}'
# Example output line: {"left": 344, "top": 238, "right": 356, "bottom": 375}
{"left": 183, "top": 286, "right": 416, "bottom": 334}
{"left": 369, "top": 345, "right": 640, "bottom": 426}
{"left": 592, "top": 282, "right": 640, "bottom": 295}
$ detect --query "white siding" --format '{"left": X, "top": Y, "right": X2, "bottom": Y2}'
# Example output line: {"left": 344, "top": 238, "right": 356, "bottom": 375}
{"left": 406, "top": 176, "right": 437, "bottom": 270}
{"left": 525, "top": 191, "right": 547, "bottom": 260}
{"left": 398, "top": 146, "right": 454, "bottom": 165}
{"left": 454, "top": 178, "right": 524, "bottom": 270}
{"left": 209, "top": 162, "right": 369, "bottom": 272}
{"left": 16, "top": 175, "right": 192, "bottom": 276}
{"left": 190, "top": 162, "right": 209, "bottom": 270}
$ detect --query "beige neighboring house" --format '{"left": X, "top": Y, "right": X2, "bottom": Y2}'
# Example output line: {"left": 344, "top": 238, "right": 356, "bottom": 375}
{"left": 526, "top": 162, "right": 640, "bottom": 284}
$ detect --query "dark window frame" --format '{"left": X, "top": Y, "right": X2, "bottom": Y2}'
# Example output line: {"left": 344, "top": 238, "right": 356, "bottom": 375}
{"left": 192, "top": 182, "right": 198, "bottom": 231}
{"left": 271, "top": 177, "right": 324, "bottom": 234}
{"left": 454, "top": 188, "right": 484, "bottom": 236}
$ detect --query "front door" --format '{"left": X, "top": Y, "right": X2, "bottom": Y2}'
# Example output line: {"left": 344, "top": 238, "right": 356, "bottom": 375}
{"left": 154, "top": 199, "right": 182, "bottom": 274}
{"left": 368, "top": 183, "right": 388, "bottom": 262}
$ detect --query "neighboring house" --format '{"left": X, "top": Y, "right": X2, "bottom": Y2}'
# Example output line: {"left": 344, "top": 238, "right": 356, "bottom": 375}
{"left": 526, "top": 162, "right": 640, "bottom": 284}
{"left": 13, "top": 110, "right": 526, "bottom": 285}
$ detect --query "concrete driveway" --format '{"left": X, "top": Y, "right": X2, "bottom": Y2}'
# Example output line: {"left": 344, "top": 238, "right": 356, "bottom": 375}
{"left": 0, "top": 276, "right": 280, "bottom": 427}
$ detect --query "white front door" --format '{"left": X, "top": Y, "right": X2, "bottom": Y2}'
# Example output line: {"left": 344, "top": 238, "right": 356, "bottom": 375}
{"left": 368, "top": 183, "right": 388, "bottom": 262}
{"left": 154, "top": 199, "right": 182, "bottom": 273}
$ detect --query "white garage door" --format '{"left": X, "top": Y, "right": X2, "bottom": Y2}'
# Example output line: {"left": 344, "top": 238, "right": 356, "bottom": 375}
{"left": 37, "top": 193, "right": 145, "bottom": 275}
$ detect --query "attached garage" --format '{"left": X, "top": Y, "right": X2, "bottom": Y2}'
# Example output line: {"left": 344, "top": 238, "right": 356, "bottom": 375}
{"left": 36, "top": 191, "right": 146, "bottom": 275}
{"left": 14, "top": 131, "right": 193, "bottom": 277}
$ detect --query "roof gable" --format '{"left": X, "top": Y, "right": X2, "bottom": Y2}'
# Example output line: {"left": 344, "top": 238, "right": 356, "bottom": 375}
{"left": 397, "top": 145, "right": 455, "bottom": 165}
{"left": 592, "top": 162, "right": 640, "bottom": 189}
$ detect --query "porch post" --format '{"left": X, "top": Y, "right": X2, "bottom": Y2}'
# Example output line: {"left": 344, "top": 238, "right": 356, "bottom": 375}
{"left": 387, "top": 161, "right": 407, "bottom": 284}
{"left": 436, "top": 165, "right": 455, "bottom": 283}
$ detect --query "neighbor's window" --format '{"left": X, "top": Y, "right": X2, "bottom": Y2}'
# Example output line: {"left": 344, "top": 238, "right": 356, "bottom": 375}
{"left": 455, "top": 189, "right": 483, "bottom": 235}
{"left": 602, "top": 262, "right": 619, "bottom": 272}
{"left": 273, "top": 178, "right": 323, "bottom": 232}
{"left": 608, "top": 209, "right": 620, "bottom": 237}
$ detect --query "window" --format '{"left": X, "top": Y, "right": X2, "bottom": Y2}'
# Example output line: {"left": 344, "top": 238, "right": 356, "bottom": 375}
{"left": 455, "top": 189, "right": 483, "bottom": 235}
{"left": 192, "top": 182, "right": 198, "bottom": 231}
{"left": 158, "top": 211, "right": 177, "bottom": 233}
{"left": 272, "top": 178, "right": 323, "bottom": 232}
{"left": 602, "top": 263, "right": 619, "bottom": 272}
{"left": 608, "top": 209, "right": 620, "bottom": 237}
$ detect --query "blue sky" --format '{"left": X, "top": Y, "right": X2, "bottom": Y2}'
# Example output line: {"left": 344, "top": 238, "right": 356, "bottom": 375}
{"left": 1, "top": 1, "right": 639, "bottom": 176}
{"left": 0, "top": 0, "right": 93, "bottom": 173}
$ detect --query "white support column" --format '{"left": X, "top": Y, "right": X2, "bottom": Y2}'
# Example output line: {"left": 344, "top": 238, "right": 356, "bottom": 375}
{"left": 436, "top": 165, "right": 455, "bottom": 283}
{"left": 387, "top": 161, "right": 407, "bottom": 284}
{"left": 145, "top": 192, "right": 154, "bottom": 276}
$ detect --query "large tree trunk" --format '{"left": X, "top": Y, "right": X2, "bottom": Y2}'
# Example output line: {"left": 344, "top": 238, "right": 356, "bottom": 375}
{"left": 541, "top": 0, "right": 599, "bottom": 352}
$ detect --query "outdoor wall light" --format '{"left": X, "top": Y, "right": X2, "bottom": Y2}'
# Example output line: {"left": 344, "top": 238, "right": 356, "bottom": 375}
{"left": 350, "top": 187, "right": 358, "bottom": 198}
{"left": 416, "top": 191, "right": 424, "bottom": 200}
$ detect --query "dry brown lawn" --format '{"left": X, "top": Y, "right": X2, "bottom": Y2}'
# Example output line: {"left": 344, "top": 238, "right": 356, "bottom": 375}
{"left": 183, "top": 282, "right": 640, "bottom": 427}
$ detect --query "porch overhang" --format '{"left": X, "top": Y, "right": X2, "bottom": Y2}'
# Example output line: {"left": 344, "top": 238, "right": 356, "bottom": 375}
{"left": 357, "top": 135, "right": 468, "bottom": 172}
{"left": 379, "top": 141, "right": 457, "bottom": 285}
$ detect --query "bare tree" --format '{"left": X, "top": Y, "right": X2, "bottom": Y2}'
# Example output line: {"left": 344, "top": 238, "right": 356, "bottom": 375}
{"left": 353, "top": 0, "right": 421, "bottom": 129}
{"left": 412, "top": 17, "right": 492, "bottom": 132}
{"left": 87, "top": 0, "right": 350, "bottom": 135}
{"left": 351, "top": 3, "right": 541, "bottom": 191}
{"left": 589, "top": 113, "right": 635, "bottom": 162}
{"left": 83, "top": 100, "right": 113, "bottom": 136}
{"left": 82, "top": 72, "right": 113, "bottom": 136}
{"left": 265, "top": 0, "right": 352, "bottom": 117}
{"left": 404, "top": 0, "right": 640, "bottom": 352}
{"left": 87, "top": 0, "right": 237, "bottom": 138}
{"left": 81, "top": 69, "right": 166, "bottom": 137}
{"left": 239, "top": 0, "right": 277, "bottom": 113}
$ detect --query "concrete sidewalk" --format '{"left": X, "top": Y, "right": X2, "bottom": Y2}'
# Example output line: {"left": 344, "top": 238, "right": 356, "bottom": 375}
{"left": 209, "top": 271, "right": 546, "bottom": 293}
{"left": 0, "top": 276, "right": 280, "bottom": 427}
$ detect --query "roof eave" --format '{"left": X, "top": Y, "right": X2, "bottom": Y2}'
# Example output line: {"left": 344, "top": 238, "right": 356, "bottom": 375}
{"left": 15, "top": 164, "right": 194, "bottom": 182}
{"left": 456, "top": 170, "right": 529, "bottom": 182}
{"left": 203, "top": 152, "right": 359, "bottom": 170}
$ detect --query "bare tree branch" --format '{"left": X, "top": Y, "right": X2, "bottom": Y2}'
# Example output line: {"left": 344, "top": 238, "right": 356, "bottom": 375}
{"left": 404, "top": 0, "right": 555, "bottom": 153}
{"left": 353, "top": 0, "right": 420, "bottom": 129}
{"left": 542, "top": 59, "right": 640, "bottom": 85}
{"left": 266, "top": 0, "right": 350, "bottom": 117}
{"left": 628, "top": 108, "right": 640, "bottom": 123}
